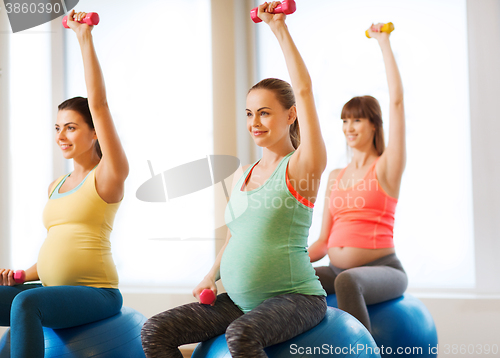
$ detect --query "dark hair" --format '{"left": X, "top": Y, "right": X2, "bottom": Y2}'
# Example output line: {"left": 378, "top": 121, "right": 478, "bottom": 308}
{"left": 248, "top": 78, "right": 300, "bottom": 149}
{"left": 58, "top": 97, "right": 102, "bottom": 158}
{"left": 341, "top": 96, "right": 385, "bottom": 155}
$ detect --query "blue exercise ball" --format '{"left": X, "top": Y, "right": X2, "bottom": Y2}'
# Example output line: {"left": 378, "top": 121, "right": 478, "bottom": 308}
{"left": 0, "top": 306, "right": 146, "bottom": 358}
{"left": 192, "top": 307, "right": 381, "bottom": 358}
{"left": 326, "top": 294, "right": 438, "bottom": 358}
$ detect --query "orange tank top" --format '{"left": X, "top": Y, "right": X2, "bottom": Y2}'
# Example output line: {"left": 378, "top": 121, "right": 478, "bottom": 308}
{"left": 327, "top": 158, "right": 398, "bottom": 249}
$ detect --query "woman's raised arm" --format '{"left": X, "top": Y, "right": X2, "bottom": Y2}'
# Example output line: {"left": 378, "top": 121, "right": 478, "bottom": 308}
{"left": 368, "top": 23, "right": 406, "bottom": 190}
{"left": 258, "top": 2, "right": 327, "bottom": 202}
{"left": 68, "top": 10, "right": 129, "bottom": 202}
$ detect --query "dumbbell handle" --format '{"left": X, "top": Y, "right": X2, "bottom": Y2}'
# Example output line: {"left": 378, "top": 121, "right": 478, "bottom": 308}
{"left": 199, "top": 289, "right": 216, "bottom": 305}
{"left": 365, "top": 22, "right": 394, "bottom": 38}
{"left": 62, "top": 12, "right": 100, "bottom": 29}
{"left": 250, "top": 0, "right": 297, "bottom": 23}
{"left": 14, "top": 270, "right": 26, "bottom": 284}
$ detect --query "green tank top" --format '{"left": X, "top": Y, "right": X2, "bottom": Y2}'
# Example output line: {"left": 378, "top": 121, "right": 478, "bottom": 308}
{"left": 220, "top": 151, "right": 326, "bottom": 313}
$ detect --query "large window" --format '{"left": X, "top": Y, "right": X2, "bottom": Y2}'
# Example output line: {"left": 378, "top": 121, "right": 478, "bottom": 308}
{"left": 9, "top": 22, "right": 53, "bottom": 270}
{"left": 1, "top": 0, "right": 214, "bottom": 290}
{"left": 256, "top": 0, "right": 473, "bottom": 289}
{"left": 64, "top": 0, "right": 213, "bottom": 290}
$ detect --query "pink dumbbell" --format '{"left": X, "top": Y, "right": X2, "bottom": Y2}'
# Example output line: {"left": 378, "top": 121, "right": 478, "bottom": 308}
{"left": 199, "top": 289, "right": 216, "bottom": 305}
{"left": 14, "top": 270, "right": 26, "bottom": 284}
{"left": 62, "top": 12, "right": 100, "bottom": 28}
{"left": 250, "top": 0, "right": 296, "bottom": 23}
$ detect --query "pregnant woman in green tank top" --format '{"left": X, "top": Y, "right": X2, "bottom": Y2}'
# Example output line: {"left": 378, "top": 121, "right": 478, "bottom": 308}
{"left": 141, "top": 2, "right": 328, "bottom": 357}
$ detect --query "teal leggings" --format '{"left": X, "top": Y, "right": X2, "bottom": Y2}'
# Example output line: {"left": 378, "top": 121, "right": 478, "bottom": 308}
{"left": 0, "top": 283, "right": 122, "bottom": 358}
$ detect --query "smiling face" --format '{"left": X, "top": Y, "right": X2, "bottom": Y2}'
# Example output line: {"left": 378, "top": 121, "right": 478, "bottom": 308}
{"left": 55, "top": 110, "right": 97, "bottom": 160}
{"left": 246, "top": 88, "right": 296, "bottom": 148}
{"left": 340, "top": 96, "right": 385, "bottom": 155}
{"left": 342, "top": 117, "right": 376, "bottom": 149}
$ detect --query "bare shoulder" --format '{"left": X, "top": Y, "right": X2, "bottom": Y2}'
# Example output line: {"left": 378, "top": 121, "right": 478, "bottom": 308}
{"left": 324, "top": 168, "right": 342, "bottom": 193}
{"left": 329, "top": 168, "right": 342, "bottom": 178}
{"left": 328, "top": 168, "right": 342, "bottom": 182}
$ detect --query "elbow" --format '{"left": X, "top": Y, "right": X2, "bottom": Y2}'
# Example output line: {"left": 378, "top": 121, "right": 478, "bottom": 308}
{"left": 294, "top": 77, "right": 313, "bottom": 97}
{"left": 125, "top": 164, "right": 130, "bottom": 179}
{"left": 320, "top": 154, "right": 328, "bottom": 173}
{"left": 309, "top": 240, "right": 328, "bottom": 263}
{"left": 314, "top": 152, "right": 327, "bottom": 175}
{"left": 121, "top": 160, "right": 130, "bottom": 180}
{"left": 315, "top": 160, "right": 327, "bottom": 178}
{"left": 316, "top": 145, "right": 328, "bottom": 173}
{"left": 89, "top": 100, "right": 109, "bottom": 112}
{"left": 393, "top": 99, "right": 404, "bottom": 106}
{"left": 391, "top": 100, "right": 404, "bottom": 112}
{"left": 110, "top": 158, "right": 129, "bottom": 181}
{"left": 296, "top": 85, "right": 313, "bottom": 98}
{"left": 306, "top": 153, "right": 327, "bottom": 177}
{"left": 392, "top": 94, "right": 404, "bottom": 108}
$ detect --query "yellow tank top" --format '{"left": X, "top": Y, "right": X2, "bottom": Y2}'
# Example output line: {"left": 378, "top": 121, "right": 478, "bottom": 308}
{"left": 38, "top": 167, "right": 120, "bottom": 288}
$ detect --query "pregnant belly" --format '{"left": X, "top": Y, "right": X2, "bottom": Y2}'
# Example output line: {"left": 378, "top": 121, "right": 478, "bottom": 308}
{"left": 220, "top": 243, "right": 291, "bottom": 312}
{"left": 37, "top": 231, "right": 117, "bottom": 287}
{"left": 328, "top": 247, "right": 395, "bottom": 269}
{"left": 221, "top": 252, "right": 286, "bottom": 293}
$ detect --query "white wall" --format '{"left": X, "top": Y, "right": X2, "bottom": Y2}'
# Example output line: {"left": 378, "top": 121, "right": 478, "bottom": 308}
{"left": 468, "top": 0, "right": 500, "bottom": 294}
{"left": 422, "top": 296, "right": 500, "bottom": 358}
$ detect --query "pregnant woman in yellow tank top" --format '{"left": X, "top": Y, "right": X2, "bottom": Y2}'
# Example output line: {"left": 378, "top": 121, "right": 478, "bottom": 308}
{"left": 0, "top": 10, "right": 128, "bottom": 358}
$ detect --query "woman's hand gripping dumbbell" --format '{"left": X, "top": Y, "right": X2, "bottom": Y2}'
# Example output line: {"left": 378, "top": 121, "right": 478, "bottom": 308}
{"left": 0, "top": 269, "right": 25, "bottom": 285}
{"left": 250, "top": 0, "right": 296, "bottom": 23}
{"left": 366, "top": 22, "right": 394, "bottom": 38}
{"left": 14, "top": 270, "right": 26, "bottom": 284}
{"left": 63, "top": 12, "right": 100, "bottom": 28}
{"left": 199, "top": 289, "right": 216, "bottom": 305}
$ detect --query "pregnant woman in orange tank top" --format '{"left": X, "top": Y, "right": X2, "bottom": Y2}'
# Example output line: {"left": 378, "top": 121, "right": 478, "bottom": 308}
{"left": 308, "top": 23, "right": 408, "bottom": 332}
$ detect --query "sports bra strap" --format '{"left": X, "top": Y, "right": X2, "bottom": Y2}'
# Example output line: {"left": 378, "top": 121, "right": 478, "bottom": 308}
{"left": 48, "top": 174, "right": 68, "bottom": 198}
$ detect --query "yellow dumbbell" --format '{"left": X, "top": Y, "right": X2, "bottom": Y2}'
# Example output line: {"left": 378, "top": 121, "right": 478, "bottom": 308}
{"left": 365, "top": 22, "right": 394, "bottom": 38}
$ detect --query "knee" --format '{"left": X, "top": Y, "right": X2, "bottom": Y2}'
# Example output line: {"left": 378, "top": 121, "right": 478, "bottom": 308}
{"left": 141, "top": 314, "right": 175, "bottom": 356}
{"left": 11, "top": 291, "right": 40, "bottom": 319}
{"left": 226, "top": 320, "right": 246, "bottom": 342}
{"left": 141, "top": 313, "right": 172, "bottom": 344}
{"left": 334, "top": 270, "right": 362, "bottom": 295}
{"left": 226, "top": 319, "right": 260, "bottom": 348}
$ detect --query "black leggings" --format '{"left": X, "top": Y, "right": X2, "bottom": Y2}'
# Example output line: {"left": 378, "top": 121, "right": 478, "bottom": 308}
{"left": 314, "top": 253, "right": 407, "bottom": 332}
{"left": 141, "top": 293, "right": 326, "bottom": 358}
